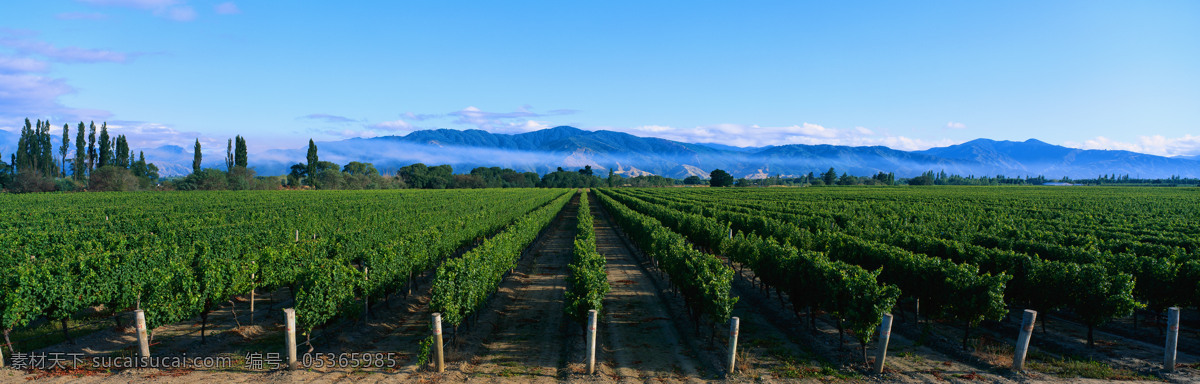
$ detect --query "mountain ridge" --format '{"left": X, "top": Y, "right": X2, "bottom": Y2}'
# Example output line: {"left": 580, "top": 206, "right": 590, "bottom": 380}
{"left": 3, "top": 126, "right": 1198, "bottom": 179}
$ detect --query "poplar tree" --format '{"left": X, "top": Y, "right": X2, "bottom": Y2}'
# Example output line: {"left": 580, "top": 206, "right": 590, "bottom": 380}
{"left": 87, "top": 122, "right": 96, "bottom": 173}
{"left": 306, "top": 139, "right": 318, "bottom": 185}
{"left": 234, "top": 136, "right": 247, "bottom": 168}
{"left": 98, "top": 123, "right": 111, "bottom": 167}
{"left": 59, "top": 124, "right": 70, "bottom": 178}
{"left": 40, "top": 119, "right": 55, "bottom": 176}
{"left": 115, "top": 135, "right": 130, "bottom": 168}
{"left": 225, "top": 138, "right": 234, "bottom": 172}
{"left": 193, "top": 139, "right": 202, "bottom": 174}
{"left": 74, "top": 122, "right": 85, "bottom": 180}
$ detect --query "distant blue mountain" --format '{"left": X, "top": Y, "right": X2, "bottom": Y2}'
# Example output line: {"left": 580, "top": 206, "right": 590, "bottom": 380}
{"left": 237, "top": 128, "right": 1198, "bottom": 179}
{"left": 917, "top": 138, "right": 1200, "bottom": 178}
{"left": 8, "top": 126, "right": 1198, "bottom": 179}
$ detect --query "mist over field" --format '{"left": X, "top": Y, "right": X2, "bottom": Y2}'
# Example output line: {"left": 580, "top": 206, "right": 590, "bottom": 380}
{"left": 60, "top": 127, "right": 1196, "bottom": 179}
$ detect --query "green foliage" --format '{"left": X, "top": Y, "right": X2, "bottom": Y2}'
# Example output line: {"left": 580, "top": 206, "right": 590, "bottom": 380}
{"left": 175, "top": 168, "right": 230, "bottom": 191}
{"left": 399, "top": 163, "right": 455, "bottom": 189}
{"left": 98, "top": 123, "right": 112, "bottom": 168}
{"left": 235, "top": 136, "right": 248, "bottom": 168}
{"left": 540, "top": 169, "right": 602, "bottom": 188}
{"left": 192, "top": 139, "right": 202, "bottom": 175}
{"left": 430, "top": 191, "right": 574, "bottom": 326}
{"left": 822, "top": 167, "right": 837, "bottom": 186}
{"left": 89, "top": 165, "right": 139, "bottom": 192}
{"left": 564, "top": 192, "right": 609, "bottom": 325}
{"left": 613, "top": 188, "right": 1009, "bottom": 329}
{"left": 0, "top": 189, "right": 571, "bottom": 342}
{"left": 709, "top": 169, "right": 733, "bottom": 187}
{"left": 606, "top": 189, "right": 897, "bottom": 345}
{"left": 595, "top": 189, "right": 736, "bottom": 324}
{"left": 74, "top": 122, "right": 86, "bottom": 181}
{"left": 306, "top": 139, "right": 318, "bottom": 183}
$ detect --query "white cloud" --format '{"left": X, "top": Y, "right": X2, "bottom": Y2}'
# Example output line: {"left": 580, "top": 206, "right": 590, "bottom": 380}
{"left": 1066, "top": 135, "right": 1200, "bottom": 157}
{"left": 0, "top": 32, "right": 136, "bottom": 125}
{"left": 79, "top": 0, "right": 179, "bottom": 7}
{"left": 301, "top": 113, "right": 357, "bottom": 123}
{"left": 946, "top": 121, "right": 966, "bottom": 129}
{"left": 0, "top": 55, "right": 49, "bottom": 73}
{"left": 214, "top": 2, "right": 240, "bottom": 15}
{"left": 444, "top": 105, "right": 568, "bottom": 134}
{"left": 368, "top": 119, "right": 412, "bottom": 131}
{"left": 99, "top": 121, "right": 210, "bottom": 149}
{"left": 323, "top": 129, "right": 381, "bottom": 139}
{"left": 0, "top": 33, "right": 130, "bottom": 63}
{"left": 56, "top": 12, "right": 107, "bottom": 20}
{"left": 76, "top": 0, "right": 196, "bottom": 21}
{"left": 616, "top": 123, "right": 956, "bottom": 151}
{"left": 163, "top": 6, "right": 196, "bottom": 21}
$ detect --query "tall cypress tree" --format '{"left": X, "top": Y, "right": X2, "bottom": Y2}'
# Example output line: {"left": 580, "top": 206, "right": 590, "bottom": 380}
{"left": 225, "top": 138, "right": 234, "bottom": 172}
{"left": 74, "top": 122, "right": 85, "bottom": 181}
{"left": 40, "top": 119, "right": 55, "bottom": 177}
{"left": 15, "top": 119, "right": 30, "bottom": 171}
{"left": 87, "top": 122, "right": 97, "bottom": 173}
{"left": 234, "top": 136, "right": 247, "bottom": 168}
{"left": 98, "top": 123, "right": 111, "bottom": 167}
{"left": 306, "top": 139, "right": 318, "bottom": 184}
{"left": 115, "top": 135, "right": 130, "bottom": 168}
{"left": 192, "top": 139, "right": 202, "bottom": 174}
{"left": 59, "top": 124, "right": 70, "bottom": 178}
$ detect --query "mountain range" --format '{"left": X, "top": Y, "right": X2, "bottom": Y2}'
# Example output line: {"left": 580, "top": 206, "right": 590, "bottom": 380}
{"left": 3, "top": 126, "right": 1198, "bottom": 179}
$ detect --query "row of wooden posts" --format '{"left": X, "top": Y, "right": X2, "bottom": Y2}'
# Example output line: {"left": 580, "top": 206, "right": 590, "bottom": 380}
{"left": 2, "top": 306, "right": 1179, "bottom": 374}
{"left": 274, "top": 306, "right": 1186, "bottom": 375}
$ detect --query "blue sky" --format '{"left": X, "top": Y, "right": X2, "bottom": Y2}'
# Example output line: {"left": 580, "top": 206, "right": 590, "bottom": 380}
{"left": 1, "top": 1, "right": 1198, "bottom": 156}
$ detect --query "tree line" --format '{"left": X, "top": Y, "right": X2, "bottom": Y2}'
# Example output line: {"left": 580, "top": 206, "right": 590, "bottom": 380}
{"left": 5, "top": 124, "right": 1197, "bottom": 193}
{"left": 0, "top": 119, "right": 159, "bottom": 192}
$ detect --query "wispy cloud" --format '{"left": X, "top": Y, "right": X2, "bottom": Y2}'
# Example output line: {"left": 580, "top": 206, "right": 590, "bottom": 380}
{"left": 0, "top": 31, "right": 131, "bottom": 63}
{"left": 214, "top": 2, "right": 240, "bottom": 15}
{"left": 614, "top": 123, "right": 957, "bottom": 151}
{"left": 56, "top": 12, "right": 107, "bottom": 20}
{"left": 945, "top": 121, "right": 966, "bottom": 129}
{"left": 301, "top": 113, "right": 358, "bottom": 123}
{"left": 402, "top": 112, "right": 442, "bottom": 121}
{"left": 368, "top": 120, "right": 412, "bottom": 132}
{"left": 104, "top": 120, "right": 209, "bottom": 149}
{"left": 445, "top": 105, "right": 572, "bottom": 133}
{"left": 0, "top": 55, "right": 49, "bottom": 73}
{"left": 1066, "top": 135, "right": 1200, "bottom": 158}
{"left": 0, "top": 32, "right": 130, "bottom": 126}
{"left": 76, "top": 0, "right": 196, "bottom": 21}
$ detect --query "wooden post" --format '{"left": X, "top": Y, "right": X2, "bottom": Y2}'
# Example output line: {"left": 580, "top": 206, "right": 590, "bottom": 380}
{"left": 0, "top": 336, "right": 5, "bottom": 368}
{"left": 874, "top": 313, "right": 893, "bottom": 374}
{"left": 728, "top": 317, "right": 740, "bottom": 375}
{"left": 135, "top": 309, "right": 151, "bottom": 359}
{"left": 284, "top": 308, "right": 298, "bottom": 370}
{"left": 433, "top": 313, "right": 445, "bottom": 373}
{"left": 1165, "top": 307, "right": 1180, "bottom": 372}
{"left": 362, "top": 267, "right": 369, "bottom": 322}
{"left": 1013, "top": 309, "right": 1037, "bottom": 371}
{"left": 587, "top": 309, "right": 598, "bottom": 375}
{"left": 249, "top": 273, "right": 256, "bottom": 325}
{"left": 294, "top": 229, "right": 299, "bottom": 242}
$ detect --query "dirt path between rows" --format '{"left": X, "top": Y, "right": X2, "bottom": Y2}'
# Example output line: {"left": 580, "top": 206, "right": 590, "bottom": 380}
{"left": 434, "top": 192, "right": 581, "bottom": 383}
{"left": 591, "top": 196, "right": 713, "bottom": 383}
